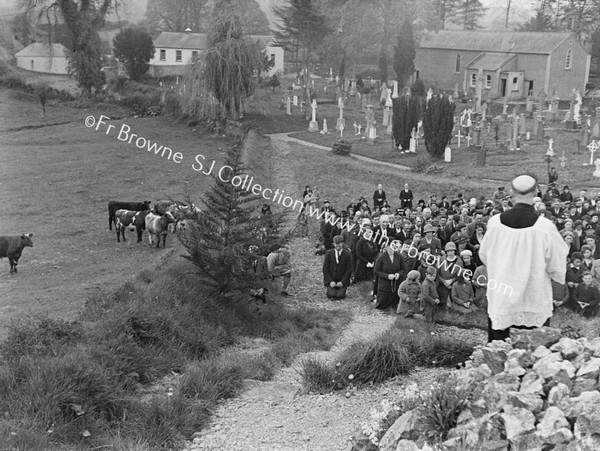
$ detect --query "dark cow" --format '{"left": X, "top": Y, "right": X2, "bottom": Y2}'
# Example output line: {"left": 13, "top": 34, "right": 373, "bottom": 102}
{"left": 108, "top": 200, "right": 151, "bottom": 230}
{"left": 145, "top": 212, "right": 176, "bottom": 248}
{"left": 0, "top": 233, "right": 33, "bottom": 274}
{"left": 115, "top": 209, "right": 150, "bottom": 243}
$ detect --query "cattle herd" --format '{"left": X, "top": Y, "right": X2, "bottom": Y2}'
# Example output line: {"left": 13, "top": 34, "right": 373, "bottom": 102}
{"left": 0, "top": 200, "right": 200, "bottom": 275}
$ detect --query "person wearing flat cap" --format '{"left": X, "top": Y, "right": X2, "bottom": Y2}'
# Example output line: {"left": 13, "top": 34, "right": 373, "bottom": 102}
{"left": 323, "top": 235, "right": 353, "bottom": 300}
{"left": 480, "top": 174, "right": 569, "bottom": 342}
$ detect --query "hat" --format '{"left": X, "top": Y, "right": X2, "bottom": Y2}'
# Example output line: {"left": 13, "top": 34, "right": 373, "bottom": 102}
{"left": 574, "top": 220, "right": 583, "bottom": 227}
{"left": 581, "top": 245, "right": 592, "bottom": 253}
{"left": 407, "top": 270, "right": 421, "bottom": 280}
{"left": 562, "top": 231, "right": 574, "bottom": 238}
{"left": 584, "top": 224, "right": 594, "bottom": 231}
{"left": 582, "top": 270, "right": 592, "bottom": 277}
{"left": 571, "top": 252, "right": 584, "bottom": 260}
{"left": 445, "top": 241, "right": 457, "bottom": 251}
{"left": 456, "top": 222, "right": 466, "bottom": 231}
{"left": 426, "top": 266, "right": 437, "bottom": 276}
{"left": 324, "top": 199, "right": 330, "bottom": 203}
{"left": 396, "top": 208, "right": 404, "bottom": 215}
{"left": 512, "top": 175, "right": 537, "bottom": 194}
{"left": 452, "top": 214, "right": 460, "bottom": 222}
{"left": 591, "top": 212, "right": 600, "bottom": 218}
{"left": 333, "top": 235, "right": 343, "bottom": 244}
{"left": 498, "top": 186, "right": 505, "bottom": 190}
{"left": 423, "top": 223, "right": 436, "bottom": 233}
{"left": 564, "top": 185, "right": 570, "bottom": 190}
{"left": 455, "top": 235, "right": 469, "bottom": 244}
{"left": 460, "top": 249, "right": 472, "bottom": 257}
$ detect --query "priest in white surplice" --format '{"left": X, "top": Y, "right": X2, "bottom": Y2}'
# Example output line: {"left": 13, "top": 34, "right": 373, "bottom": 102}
{"left": 480, "top": 174, "right": 569, "bottom": 342}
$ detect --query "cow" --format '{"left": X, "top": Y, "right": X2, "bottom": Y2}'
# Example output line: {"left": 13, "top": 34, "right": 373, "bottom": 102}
{"left": 108, "top": 200, "right": 151, "bottom": 230}
{"left": 153, "top": 200, "right": 201, "bottom": 232}
{"left": 115, "top": 209, "right": 150, "bottom": 243}
{"left": 145, "top": 212, "right": 176, "bottom": 248}
{"left": 0, "top": 233, "right": 33, "bottom": 274}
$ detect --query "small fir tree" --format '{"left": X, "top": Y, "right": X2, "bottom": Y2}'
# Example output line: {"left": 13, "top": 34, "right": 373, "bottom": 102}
{"left": 422, "top": 94, "right": 455, "bottom": 159}
{"left": 392, "top": 93, "right": 420, "bottom": 151}
{"left": 179, "top": 142, "right": 287, "bottom": 295}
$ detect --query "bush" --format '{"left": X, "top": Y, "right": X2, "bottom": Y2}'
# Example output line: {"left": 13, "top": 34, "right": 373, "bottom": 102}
{"left": 178, "top": 357, "right": 245, "bottom": 402}
{"left": 107, "top": 74, "right": 129, "bottom": 93}
{"left": 299, "top": 355, "right": 337, "bottom": 393}
{"left": 332, "top": 139, "right": 352, "bottom": 156}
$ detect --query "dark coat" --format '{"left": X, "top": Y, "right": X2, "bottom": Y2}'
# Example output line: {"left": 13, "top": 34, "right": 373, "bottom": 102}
{"left": 373, "top": 189, "right": 387, "bottom": 208}
{"left": 323, "top": 249, "right": 353, "bottom": 287}
{"left": 374, "top": 251, "right": 406, "bottom": 293}
{"left": 355, "top": 238, "right": 379, "bottom": 281}
{"left": 399, "top": 189, "right": 413, "bottom": 209}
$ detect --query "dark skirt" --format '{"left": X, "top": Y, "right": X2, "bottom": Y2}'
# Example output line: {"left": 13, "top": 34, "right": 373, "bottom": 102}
{"left": 375, "top": 291, "right": 398, "bottom": 310}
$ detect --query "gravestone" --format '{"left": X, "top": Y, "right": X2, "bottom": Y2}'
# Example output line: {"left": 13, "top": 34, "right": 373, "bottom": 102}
{"left": 409, "top": 128, "right": 417, "bottom": 153}
{"left": 392, "top": 80, "right": 399, "bottom": 99}
{"left": 368, "top": 120, "right": 377, "bottom": 142}
{"left": 293, "top": 95, "right": 298, "bottom": 106}
{"left": 573, "top": 89, "right": 582, "bottom": 125}
{"left": 594, "top": 159, "right": 600, "bottom": 177}
{"left": 473, "top": 127, "right": 481, "bottom": 146}
{"left": 321, "top": 118, "right": 328, "bottom": 134}
{"left": 286, "top": 96, "right": 291, "bottom": 115}
{"left": 526, "top": 95, "right": 534, "bottom": 119}
{"left": 476, "top": 143, "right": 487, "bottom": 166}
{"left": 582, "top": 117, "right": 590, "bottom": 147}
{"left": 593, "top": 118, "right": 600, "bottom": 139}
{"left": 336, "top": 97, "right": 345, "bottom": 131}
{"left": 386, "top": 108, "right": 393, "bottom": 135}
{"left": 547, "top": 138, "right": 555, "bottom": 157}
{"left": 349, "top": 79, "right": 357, "bottom": 96}
{"left": 444, "top": 146, "right": 452, "bottom": 162}
{"left": 308, "top": 99, "right": 319, "bottom": 132}
{"left": 519, "top": 113, "right": 526, "bottom": 138}
{"left": 365, "top": 105, "right": 374, "bottom": 132}
{"left": 382, "top": 99, "right": 391, "bottom": 126}
{"left": 587, "top": 140, "right": 599, "bottom": 165}
{"left": 550, "top": 96, "right": 559, "bottom": 122}
{"left": 537, "top": 89, "right": 545, "bottom": 120}
{"left": 455, "top": 128, "right": 463, "bottom": 147}
{"left": 536, "top": 118, "right": 545, "bottom": 141}
{"left": 501, "top": 97, "right": 508, "bottom": 121}
{"left": 481, "top": 102, "right": 487, "bottom": 123}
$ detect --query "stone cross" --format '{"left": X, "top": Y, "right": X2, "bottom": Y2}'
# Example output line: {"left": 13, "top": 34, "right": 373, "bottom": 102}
{"left": 386, "top": 109, "right": 393, "bottom": 135}
{"left": 353, "top": 122, "right": 358, "bottom": 134}
{"left": 588, "top": 140, "right": 599, "bottom": 165}
{"left": 502, "top": 97, "right": 508, "bottom": 116}
{"left": 409, "top": 128, "right": 417, "bottom": 153}
{"left": 560, "top": 150, "right": 567, "bottom": 167}
{"left": 546, "top": 138, "right": 555, "bottom": 157}
{"left": 357, "top": 124, "right": 362, "bottom": 135}
{"left": 455, "top": 128, "right": 463, "bottom": 147}
{"left": 465, "top": 134, "right": 472, "bottom": 147}
{"left": 311, "top": 99, "right": 317, "bottom": 122}
{"left": 339, "top": 123, "right": 344, "bottom": 138}
{"left": 573, "top": 89, "right": 582, "bottom": 125}
{"left": 336, "top": 97, "right": 345, "bottom": 131}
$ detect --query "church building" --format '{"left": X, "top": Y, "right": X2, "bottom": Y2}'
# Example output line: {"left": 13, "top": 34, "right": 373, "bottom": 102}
{"left": 415, "top": 30, "right": 590, "bottom": 99}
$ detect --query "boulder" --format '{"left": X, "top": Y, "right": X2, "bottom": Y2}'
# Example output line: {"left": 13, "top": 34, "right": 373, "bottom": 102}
{"left": 393, "top": 440, "right": 419, "bottom": 451}
{"left": 519, "top": 371, "right": 544, "bottom": 395}
{"left": 511, "top": 327, "right": 562, "bottom": 352}
{"left": 534, "top": 356, "right": 575, "bottom": 381}
{"left": 500, "top": 406, "right": 536, "bottom": 441}
{"left": 379, "top": 410, "right": 423, "bottom": 451}
{"left": 507, "top": 349, "right": 535, "bottom": 369}
{"left": 574, "top": 408, "right": 600, "bottom": 447}
{"left": 550, "top": 337, "right": 584, "bottom": 360}
{"left": 585, "top": 337, "right": 600, "bottom": 357}
{"left": 536, "top": 406, "right": 573, "bottom": 445}
{"left": 503, "top": 357, "right": 526, "bottom": 377}
{"left": 483, "top": 373, "right": 520, "bottom": 406}
{"left": 531, "top": 345, "right": 552, "bottom": 360}
{"left": 575, "top": 357, "right": 600, "bottom": 380}
{"left": 547, "top": 383, "right": 571, "bottom": 411}
{"left": 506, "top": 391, "right": 543, "bottom": 414}
{"left": 446, "top": 412, "right": 504, "bottom": 450}
{"left": 564, "top": 391, "right": 600, "bottom": 419}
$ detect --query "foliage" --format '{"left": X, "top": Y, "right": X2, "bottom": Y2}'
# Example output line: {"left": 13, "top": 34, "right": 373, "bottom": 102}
{"left": 411, "top": 78, "right": 426, "bottom": 98}
{"left": 183, "top": 7, "right": 262, "bottom": 121}
{"left": 144, "top": 0, "right": 210, "bottom": 33}
{"left": 422, "top": 94, "right": 455, "bottom": 159}
{"left": 179, "top": 137, "right": 287, "bottom": 295}
{"left": 446, "top": 0, "right": 487, "bottom": 30}
{"left": 378, "top": 49, "right": 389, "bottom": 84}
{"left": 261, "top": 49, "right": 276, "bottom": 76}
{"left": 332, "top": 139, "right": 352, "bottom": 155}
{"left": 113, "top": 28, "right": 155, "bottom": 81}
{"left": 392, "top": 93, "right": 420, "bottom": 150}
{"left": 517, "top": 9, "right": 553, "bottom": 32}
{"left": 393, "top": 18, "right": 416, "bottom": 86}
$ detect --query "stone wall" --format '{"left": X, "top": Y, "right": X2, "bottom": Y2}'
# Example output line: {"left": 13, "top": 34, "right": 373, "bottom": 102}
{"left": 380, "top": 327, "right": 600, "bottom": 451}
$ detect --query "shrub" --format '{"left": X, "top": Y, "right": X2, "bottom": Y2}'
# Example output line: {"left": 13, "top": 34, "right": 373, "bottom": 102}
{"left": 107, "top": 74, "right": 129, "bottom": 93}
{"left": 178, "top": 357, "right": 245, "bottom": 402}
{"left": 411, "top": 154, "right": 431, "bottom": 173}
{"left": 299, "top": 355, "right": 337, "bottom": 393}
{"left": 332, "top": 139, "right": 352, "bottom": 156}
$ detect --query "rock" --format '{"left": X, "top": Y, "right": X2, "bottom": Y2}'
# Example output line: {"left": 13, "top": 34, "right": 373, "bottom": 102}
{"left": 571, "top": 375, "right": 599, "bottom": 396}
{"left": 508, "top": 349, "right": 535, "bottom": 369}
{"left": 454, "top": 364, "right": 492, "bottom": 388}
{"left": 503, "top": 357, "right": 526, "bottom": 377}
{"left": 574, "top": 407, "right": 600, "bottom": 447}
{"left": 585, "top": 337, "right": 600, "bottom": 356}
{"left": 536, "top": 406, "right": 573, "bottom": 445}
{"left": 533, "top": 356, "right": 575, "bottom": 381}
{"left": 481, "top": 347, "right": 509, "bottom": 375}
{"left": 482, "top": 373, "right": 520, "bottom": 406}
{"left": 393, "top": 440, "right": 419, "bottom": 451}
{"left": 511, "top": 327, "right": 562, "bottom": 352}
{"left": 500, "top": 406, "right": 536, "bottom": 441}
{"left": 564, "top": 391, "right": 600, "bottom": 419}
{"left": 576, "top": 357, "right": 600, "bottom": 380}
{"left": 510, "top": 432, "right": 542, "bottom": 451}
{"left": 446, "top": 412, "right": 504, "bottom": 450}
{"left": 547, "top": 383, "right": 571, "bottom": 411}
{"left": 379, "top": 410, "right": 423, "bottom": 451}
{"left": 550, "top": 337, "right": 584, "bottom": 360}
{"left": 519, "top": 372, "right": 544, "bottom": 395}
{"left": 506, "top": 391, "right": 543, "bottom": 414}
{"left": 531, "top": 345, "right": 552, "bottom": 360}
{"left": 350, "top": 433, "right": 378, "bottom": 451}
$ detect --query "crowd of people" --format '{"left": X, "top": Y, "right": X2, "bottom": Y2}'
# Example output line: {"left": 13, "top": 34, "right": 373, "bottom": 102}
{"left": 302, "top": 179, "right": 600, "bottom": 324}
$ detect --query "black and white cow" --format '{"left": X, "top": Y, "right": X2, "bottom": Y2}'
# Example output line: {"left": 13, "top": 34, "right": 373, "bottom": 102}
{"left": 108, "top": 200, "right": 151, "bottom": 230}
{"left": 153, "top": 200, "right": 201, "bottom": 232}
{"left": 145, "top": 212, "right": 176, "bottom": 248}
{"left": 0, "top": 233, "right": 33, "bottom": 274}
{"left": 115, "top": 209, "right": 150, "bottom": 243}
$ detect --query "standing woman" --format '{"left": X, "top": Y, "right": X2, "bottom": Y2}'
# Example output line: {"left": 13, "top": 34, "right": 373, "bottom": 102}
{"left": 469, "top": 222, "right": 486, "bottom": 266}
{"left": 355, "top": 219, "right": 379, "bottom": 282}
{"left": 374, "top": 240, "right": 406, "bottom": 311}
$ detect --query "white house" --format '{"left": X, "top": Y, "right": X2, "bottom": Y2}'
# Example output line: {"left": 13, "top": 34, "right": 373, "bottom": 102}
{"left": 15, "top": 43, "right": 69, "bottom": 74}
{"left": 149, "top": 31, "right": 283, "bottom": 78}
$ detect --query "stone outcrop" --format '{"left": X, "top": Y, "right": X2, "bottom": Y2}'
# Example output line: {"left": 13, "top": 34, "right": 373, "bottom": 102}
{"left": 379, "top": 328, "right": 600, "bottom": 451}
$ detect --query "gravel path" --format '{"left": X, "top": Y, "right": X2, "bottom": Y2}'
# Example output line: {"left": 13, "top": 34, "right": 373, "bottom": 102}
{"left": 182, "top": 135, "right": 486, "bottom": 451}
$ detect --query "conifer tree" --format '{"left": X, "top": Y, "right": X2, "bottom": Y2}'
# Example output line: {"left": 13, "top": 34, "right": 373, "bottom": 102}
{"left": 392, "top": 93, "right": 420, "bottom": 151}
{"left": 179, "top": 141, "right": 286, "bottom": 296}
{"left": 422, "top": 94, "right": 455, "bottom": 159}
{"left": 393, "top": 19, "right": 416, "bottom": 86}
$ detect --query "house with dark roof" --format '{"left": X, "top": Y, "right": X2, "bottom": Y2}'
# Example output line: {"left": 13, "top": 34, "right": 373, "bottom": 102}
{"left": 15, "top": 42, "right": 69, "bottom": 74}
{"left": 415, "top": 30, "right": 590, "bottom": 100}
{"left": 149, "top": 30, "right": 283, "bottom": 78}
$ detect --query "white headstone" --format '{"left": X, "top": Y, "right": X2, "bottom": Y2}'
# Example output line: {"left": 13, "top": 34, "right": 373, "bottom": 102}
{"left": 293, "top": 95, "right": 298, "bottom": 106}
{"left": 546, "top": 138, "right": 555, "bottom": 157}
{"left": 594, "top": 158, "right": 600, "bottom": 177}
{"left": 286, "top": 96, "right": 291, "bottom": 115}
{"left": 444, "top": 146, "right": 452, "bottom": 162}
{"left": 588, "top": 140, "right": 599, "bottom": 165}
{"left": 392, "top": 80, "right": 399, "bottom": 99}
{"left": 311, "top": 99, "right": 317, "bottom": 122}
{"left": 322, "top": 118, "right": 328, "bottom": 134}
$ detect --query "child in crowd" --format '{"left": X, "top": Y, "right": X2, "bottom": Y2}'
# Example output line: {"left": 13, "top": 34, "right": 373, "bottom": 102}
{"left": 572, "top": 271, "right": 600, "bottom": 317}
{"left": 420, "top": 266, "right": 440, "bottom": 323}
{"left": 450, "top": 270, "right": 477, "bottom": 314}
{"left": 397, "top": 270, "right": 421, "bottom": 317}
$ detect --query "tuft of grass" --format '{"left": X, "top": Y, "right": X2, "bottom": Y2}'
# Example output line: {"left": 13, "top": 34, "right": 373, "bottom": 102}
{"left": 178, "top": 357, "right": 245, "bottom": 402}
{"left": 299, "top": 355, "right": 337, "bottom": 393}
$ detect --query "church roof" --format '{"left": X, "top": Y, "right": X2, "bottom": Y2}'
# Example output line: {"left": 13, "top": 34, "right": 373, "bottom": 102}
{"left": 465, "top": 52, "right": 516, "bottom": 71}
{"left": 15, "top": 42, "right": 68, "bottom": 58}
{"left": 419, "top": 31, "right": 578, "bottom": 55}
{"left": 154, "top": 32, "right": 277, "bottom": 50}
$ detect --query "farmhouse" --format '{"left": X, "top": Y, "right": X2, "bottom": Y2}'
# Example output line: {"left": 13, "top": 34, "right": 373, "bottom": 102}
{"left": 149, "top": 30, "right": 283, "bottom": 78}
{"left": 415, "top": 30, "right": 590, "bottom": 100}
{"left": 15, "top": 42, "right": 69, "bottom": 74}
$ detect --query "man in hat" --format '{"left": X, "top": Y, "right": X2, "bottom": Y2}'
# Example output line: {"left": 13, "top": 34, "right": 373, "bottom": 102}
{"left": 419, "top": 223, "right": 442, "bottom": 254}
{"left": 480, "top": 174, "right": 569, "bottom": 342}
{"left": 493, "top": 186, "right": 506, "bottom": 201}
{"left": 560, "top": 185, "right": 573, "bottom": 204}
{"left": 323, "top": 235, "right": 353, "bottom": 299}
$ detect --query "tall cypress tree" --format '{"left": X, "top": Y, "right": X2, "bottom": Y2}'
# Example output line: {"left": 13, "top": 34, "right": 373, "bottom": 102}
{"left": 392, "top": 93, "right": 420, "bottom": 151}
{"left": 393, "top": 18, "right": 416, "bottom": 87}
{"left": 179, "top": 141, "right": 286, "bottom": 296}
{"left": 422, "top": 94, "right": 455, "bottom": 159}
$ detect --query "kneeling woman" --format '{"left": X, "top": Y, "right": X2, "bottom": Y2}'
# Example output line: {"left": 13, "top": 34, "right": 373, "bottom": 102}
{"left": 374, "top": 240, "right": 406, "bottom": 311}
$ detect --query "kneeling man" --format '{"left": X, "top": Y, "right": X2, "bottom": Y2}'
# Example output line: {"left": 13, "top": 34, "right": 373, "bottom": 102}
{"left": 323, "top": 235, "right": 353, "bottom": 299}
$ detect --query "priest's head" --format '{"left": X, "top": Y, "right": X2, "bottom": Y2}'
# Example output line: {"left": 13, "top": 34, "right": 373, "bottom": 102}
{"left": 511, "top": 175, "right": 537, "bottom": 204}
